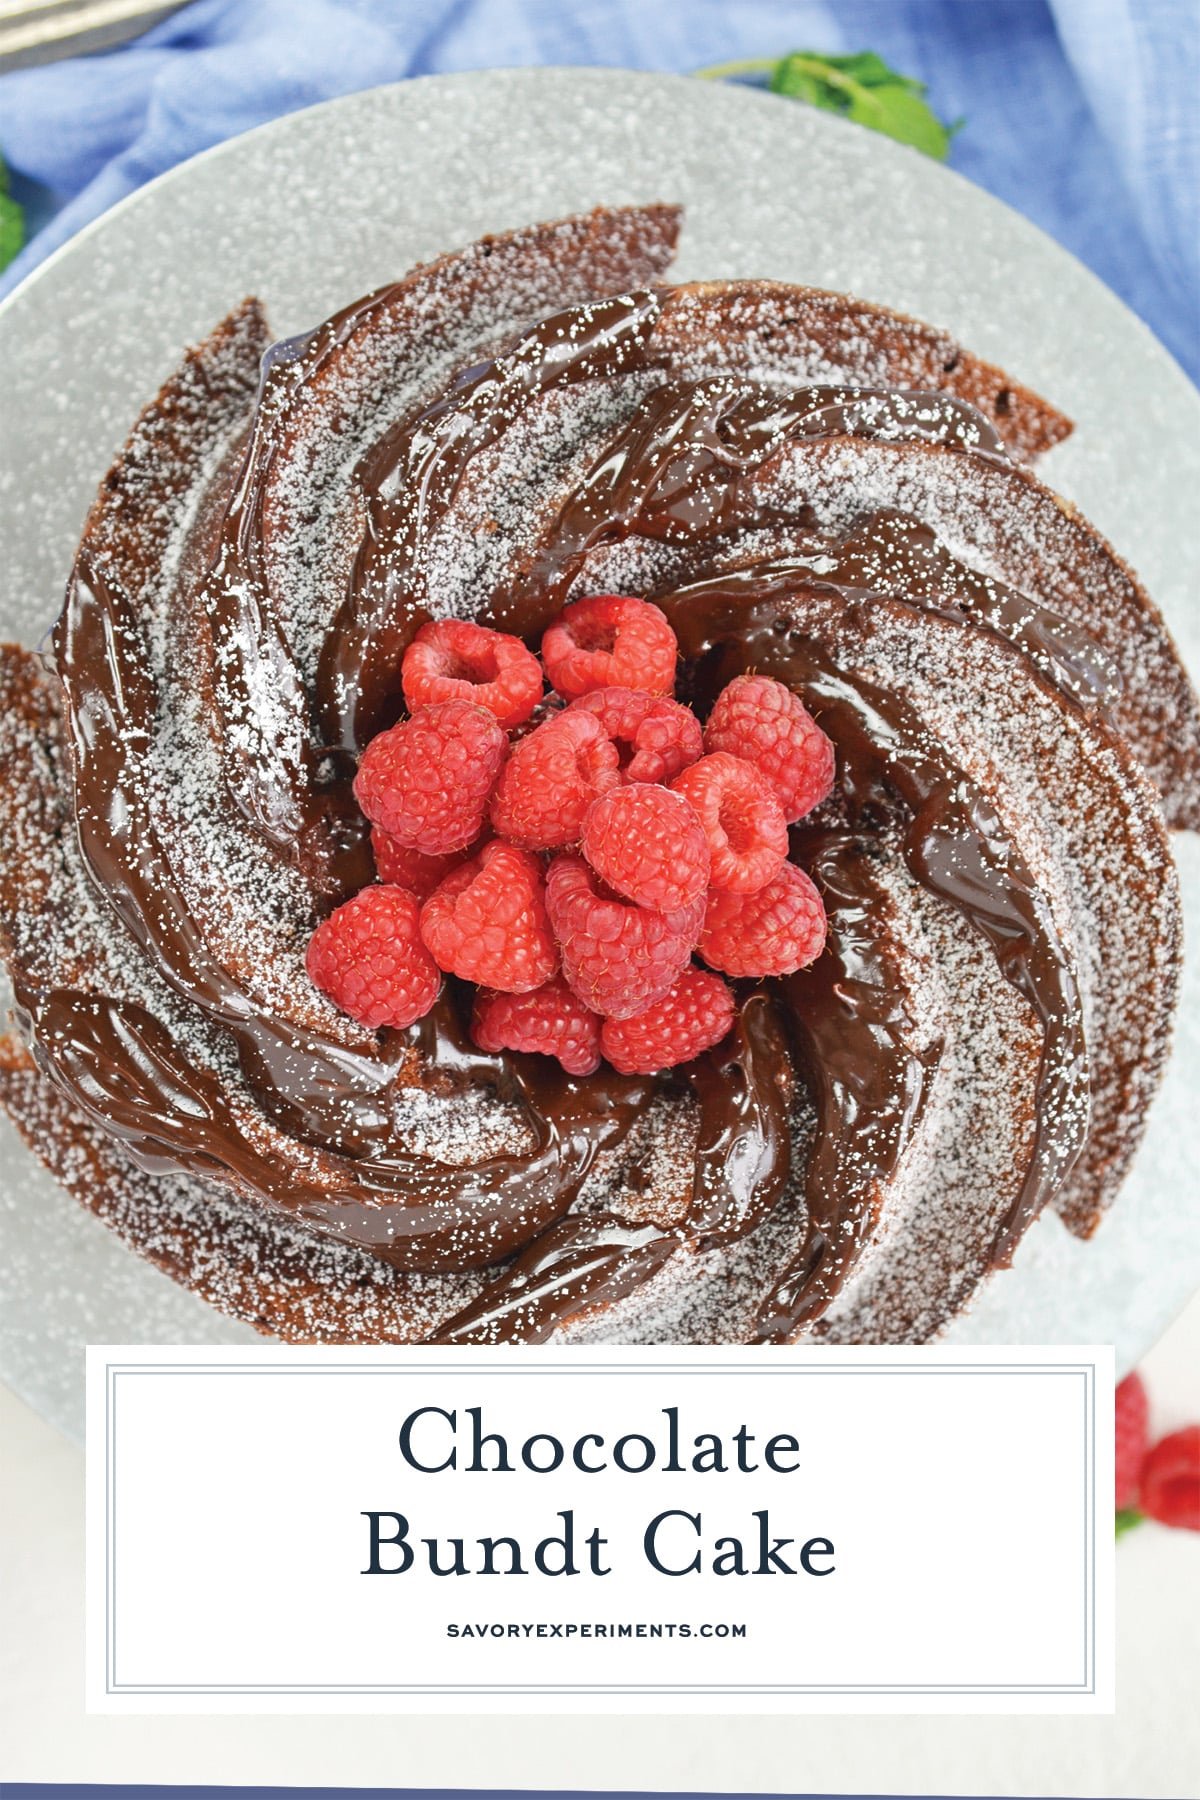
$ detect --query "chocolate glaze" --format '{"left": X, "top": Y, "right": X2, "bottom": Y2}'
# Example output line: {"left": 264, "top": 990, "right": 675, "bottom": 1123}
{"left": 34, "top": 287, "right": 1104, "bottom": 1334}
{"left": 751, "top": 514, "right": 1122, "bottom": 716}
{"left": 326, "top": 290, "right": 666, "bottom": 755}
{"left": 756, "top": 830, "right": 941, "bottom": 1341}
{"left": 649, "top": 574, "right": 1090, "bottom": 1331}
{"left": 436, "top": 989, "right": 793, "bottom": 1343}
{"left": 196, "top": 301, "right": 404, "bottom": 895}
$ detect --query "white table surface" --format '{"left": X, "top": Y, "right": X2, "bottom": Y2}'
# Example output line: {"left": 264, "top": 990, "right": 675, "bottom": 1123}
{"left": 1, "top": 1301, "right": 1198, "bottom": 1797}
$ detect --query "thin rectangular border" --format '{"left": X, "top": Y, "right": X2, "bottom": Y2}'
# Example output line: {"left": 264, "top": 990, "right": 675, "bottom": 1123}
{"left": 102, "top": 1355, "right": 1098, "bottom": 1698}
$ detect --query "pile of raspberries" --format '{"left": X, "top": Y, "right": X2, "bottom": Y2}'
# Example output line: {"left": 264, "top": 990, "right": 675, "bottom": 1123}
{"left": 307, "top": 594, "right": 833, "bottom": 1077}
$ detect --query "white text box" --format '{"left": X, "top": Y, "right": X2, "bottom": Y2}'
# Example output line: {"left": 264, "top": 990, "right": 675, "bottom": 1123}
{"left": 86, "top": 1344, "right": 1113, "bottom": 1713}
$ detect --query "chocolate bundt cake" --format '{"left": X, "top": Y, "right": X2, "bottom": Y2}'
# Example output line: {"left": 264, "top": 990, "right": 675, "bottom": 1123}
{"left": 1, "top": 203, "right": 1196, "bottom": 1344}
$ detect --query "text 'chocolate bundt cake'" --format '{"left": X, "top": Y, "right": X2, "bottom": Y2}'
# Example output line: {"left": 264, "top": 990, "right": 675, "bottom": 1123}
{"left": 1, "top": 203, "right": 1196, "bottom": 1343}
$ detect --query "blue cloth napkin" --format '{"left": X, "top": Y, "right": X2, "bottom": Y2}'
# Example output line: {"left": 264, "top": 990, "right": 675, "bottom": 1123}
{"left": 1, "top": 0, "right": 1196, "bottom": 381}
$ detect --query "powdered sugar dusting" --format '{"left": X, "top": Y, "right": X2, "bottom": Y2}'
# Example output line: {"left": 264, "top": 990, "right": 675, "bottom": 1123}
{"left": 0, "top": 205, "right": 1189, "bottom": 1348}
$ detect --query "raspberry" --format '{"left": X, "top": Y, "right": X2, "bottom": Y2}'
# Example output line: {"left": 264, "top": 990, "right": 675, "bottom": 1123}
{"left": 420, "top": 840, "right": 557, "bottom": 993}
{"left": 490, "top": 707, "right": 620, "bottom": 850}
{"left": 370, "top": 826, "right": 478, "bottom": 901}
{"left": 1115, "top": 1372, "right": 1149, "bottom": 1512}
{"left": 472, "top": 977, "right": 602, "bottom": 1077}
{"left": 581, "top": 784, "right": 710, "bottom": 911}
{"left": 354, "top": 700, "right": 506, "bottom": 855}
{"left": 670, "top": 751, "right": 788, "bottom": 893}
{"left": 401, "top": 618, "right": 543, "bottom": 730}
{"left": 570, "top": 687, "right": 702, "bottom": 784}
{"left": 1139, "top": 1427, "right": 1200, "bottom": 1532}
{"left": 601, "top": 967, "right": 735, "bottom": 1075}
{"left": 704, "top": 672, "right": 835, "bottom": 822}
{"left": 305, "top": 885, "right": 440, "bottom": 1030}
{"left": 699, "top": 861, "right": 827, "bottom": 978}
{"left": 545, "top": 853, "right": 703, "bottom": 1020}
{"left": 542, "top": 594, "right": 677, "bottom": 699}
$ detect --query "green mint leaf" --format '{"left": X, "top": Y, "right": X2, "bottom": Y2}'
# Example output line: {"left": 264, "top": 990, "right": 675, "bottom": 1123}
{"left": 0, "top": 153, "right": 25, "bottom": 274}
{"left": 815, "top": 51, "right": 924, "bottom": 94}
{"left": 769, "top": 60, "right": 842, "bottom": 111}
{"left": 764, "top": 49, "right": 957, "bottom": 160}
{"left": 848, "top": 83, "right": 954, "bottom": 159}
{"left": 1115, "top": 1508, "right": 1145, "bottom": 1538}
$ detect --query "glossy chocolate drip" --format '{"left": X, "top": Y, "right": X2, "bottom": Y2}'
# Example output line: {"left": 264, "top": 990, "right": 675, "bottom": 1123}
{"left": 754, "top": 830, "right": 941, "bottom": 1340}
{"left": 18, "top": 961, "right": 662, "bottom": 1273}
{"left": 434, "top": 989, "right": 793, "bottom": 1342}
{"left": 323, "top": 290, "right": 666, "bottom": 754}
{"left": 39, "top": 552, "right": 788, "bottom": 1277}
{"left": 485, "top": 378, "right": 1014, "bottom": 641}
{"left": 37, "top": 286, "right": 1106, "bottom": 1334}
{"left": 751, "top": 513, "right": 1121, "bottom": 715}
{"left": 39, "top": 559, "right": 675, "bottom": 1270}
{"left": 196, "top": 301, "right": 407, "bottom": 895}
{"left": 653, "top": 574, "right": 1090, "bottom": 1307}
{"left": 201, "top": 294, "right": 1077, "bottom": 875}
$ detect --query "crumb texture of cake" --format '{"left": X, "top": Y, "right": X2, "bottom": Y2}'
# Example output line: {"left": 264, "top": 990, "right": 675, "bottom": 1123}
{"left": 0, "top": 202, "right": 1196, "bottom": 1345}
